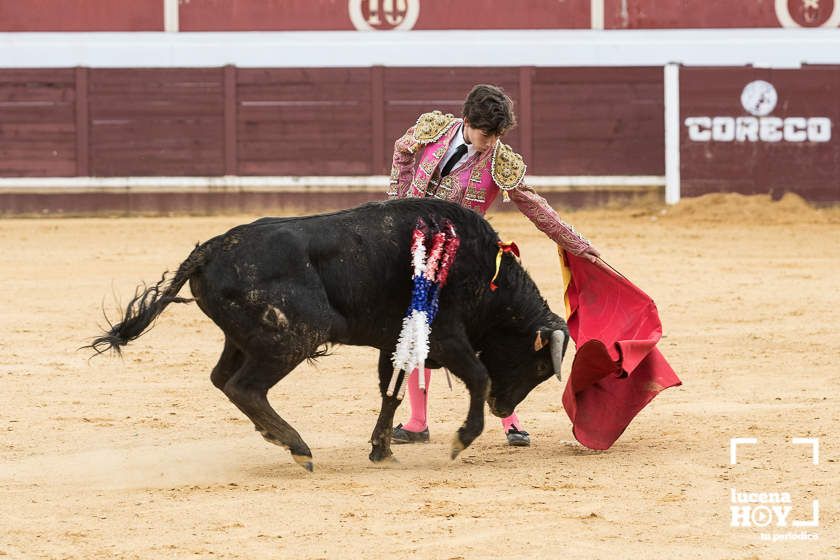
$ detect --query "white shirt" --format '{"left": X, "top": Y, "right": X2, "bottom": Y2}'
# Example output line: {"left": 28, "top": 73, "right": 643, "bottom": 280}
{"left": 440, "top": 122, "right": 477, "bottom": 172}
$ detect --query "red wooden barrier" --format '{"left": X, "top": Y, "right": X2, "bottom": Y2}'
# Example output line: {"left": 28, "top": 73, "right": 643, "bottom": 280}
{"left": 236, "top": 68, "right": 373, "bottom": 175}
{"left": 87, "top": 68, "right": 225, "bottom": 176}
{"left": 0, "top": 69, "right": 77, "bottom": 176}
{"left": 2, "top": 64, "right": 838, "bottom": 205}
{"left": 1, "top": 66, "right": 666, "bottom": 179}
{"left": 532, "top": 67, "right": 664, "bottom": 175}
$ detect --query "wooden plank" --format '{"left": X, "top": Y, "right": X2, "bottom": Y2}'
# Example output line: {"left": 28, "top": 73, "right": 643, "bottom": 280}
{"left": 75, "top": 67, "right": 88, "bottom": 176}
{"left": 535, "top": 67, "right": 663, "bottom": 84}
{"left": 237, "top": 139, "right": 370, "bottom": 160}
{"left": 518, "top": 66, "right": 533, "bottom": 166}
{"left": 0, "top": 106, "right": 76, "bottom": 123}
{"left": 224, "top": 65, "right": 237, "bottom": 175}
{"left": 0, "top": 160, "right": 76, "bottom": 176}
{"left": 0, "top": 69, "right": 76, "bottom": 83}
{"left": 370, "top": 65, "right": 385, "bottom": 174}
{"left": 237, "top": 67, "right": 371, "bottom": 86}
{"left": 238, "top": 160, "right": 371, "bottom": 176}
{"left": 0, "top": 85, "right": 76, "bottom": 103}
{"left": 90, "top": 100, "right": 224, "bottom": 118}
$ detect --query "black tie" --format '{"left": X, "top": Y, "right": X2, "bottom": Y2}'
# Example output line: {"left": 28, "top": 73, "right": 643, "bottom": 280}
{"left": 439, "top": 144, "right": 468, "bottom": 177}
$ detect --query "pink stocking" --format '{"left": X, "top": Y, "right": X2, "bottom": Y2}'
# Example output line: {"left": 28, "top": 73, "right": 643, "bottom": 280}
{"left": 401, "top": 368, "right": 432, "bottom": 432}
{"left": 501, "top": 412, "right": 522, "bottom": 432}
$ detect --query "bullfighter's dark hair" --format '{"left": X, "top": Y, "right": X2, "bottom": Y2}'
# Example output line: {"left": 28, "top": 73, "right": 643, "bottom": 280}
{"left": 462, "top": 84, "right": 517, "bottom": 136}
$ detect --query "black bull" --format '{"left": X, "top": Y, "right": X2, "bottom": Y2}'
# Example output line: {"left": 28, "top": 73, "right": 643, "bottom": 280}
{"left": 91, "top": 199, "right": 570, "bottom": 471}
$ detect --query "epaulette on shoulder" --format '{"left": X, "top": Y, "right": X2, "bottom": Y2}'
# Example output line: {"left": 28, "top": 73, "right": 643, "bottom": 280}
{"left": 491, "top": 142, "right": 527, "bottom": 190}
{"left": 412, "top": 111, "right": 458, "bottom": 144}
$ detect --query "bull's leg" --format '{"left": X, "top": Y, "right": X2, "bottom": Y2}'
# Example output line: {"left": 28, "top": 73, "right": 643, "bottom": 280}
{"left": 211, "top": 337, "right": 274, "bottom": 437}
{"left": 369, "top": 349, "right": 402, "bottom": 463}
{"left": 435, "top": 334, "right": 489, "bottom": 460}
{"left": 212, "top": 277, "right": 339, "bottom": 471}
{"left": 210, "top": 336, "right": 244, "bottom": 390}
{"left": 223, "top": 356, "right": 315, "bottom": 472}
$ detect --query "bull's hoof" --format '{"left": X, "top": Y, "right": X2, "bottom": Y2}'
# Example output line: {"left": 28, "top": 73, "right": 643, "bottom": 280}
{"left": 450, "top": 433, "right": 466, "bottom": 460}
{"left": 368, "top": 446, "right": 396, "bottom": 464}
{"left": 370, "top": 453, "right": 399, "bottom": 466}
{"left": 292, "top": 454, "right": 314, "bottom": 472}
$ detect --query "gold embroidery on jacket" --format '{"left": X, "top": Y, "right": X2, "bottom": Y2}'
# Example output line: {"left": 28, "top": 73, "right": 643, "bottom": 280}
{"left": 491, "top": 142, "right": 526, "bottom": 190}
{"left": 433, "top": 174, "right": 459, "bottom": 201}
{"left": 412, "top": 111, "right": 458, "bottom": 144}
{"left": 464, "top": 184, "right": 486, "bottom": 204}
{"left": 469, "top": 165, "right": 483, "bottom": 184}
{"left": 420, "top": 159, "right": 437, "bottom": 177}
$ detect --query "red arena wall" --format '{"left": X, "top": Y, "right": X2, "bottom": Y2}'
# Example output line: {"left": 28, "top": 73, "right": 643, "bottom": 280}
{"left": 180, "top": 0, "right": 591, "bottom": 31}
{"left": 2, "top": 0, "right": 838, "bottom": 31}
{"left": 604, "top": 0, "right": 840, "bottom": 29}
{"left": 0, "top": 0, "right": 163, "bottom": 32}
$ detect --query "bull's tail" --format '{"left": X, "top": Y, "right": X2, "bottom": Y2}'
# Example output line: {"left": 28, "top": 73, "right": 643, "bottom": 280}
{"left": 87, "top": 240, "right": 215, "bottom": 356}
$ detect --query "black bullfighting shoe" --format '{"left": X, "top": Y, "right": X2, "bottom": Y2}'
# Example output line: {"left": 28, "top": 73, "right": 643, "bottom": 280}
{"left": 505, "top": 428, "right": 531, "bottom": 447}
{"left": 392, "top": 423, "right": 430, "bottom": 444}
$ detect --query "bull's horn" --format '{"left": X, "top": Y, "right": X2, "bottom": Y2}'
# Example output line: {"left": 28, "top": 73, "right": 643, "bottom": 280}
{"left": 550, "top": 330, "right": 569, "bottom": 381}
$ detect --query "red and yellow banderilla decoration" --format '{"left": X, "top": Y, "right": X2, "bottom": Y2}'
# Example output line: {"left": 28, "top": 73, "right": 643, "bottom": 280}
{"left": 489, "top": 241, "right": 520, "bottom": 291}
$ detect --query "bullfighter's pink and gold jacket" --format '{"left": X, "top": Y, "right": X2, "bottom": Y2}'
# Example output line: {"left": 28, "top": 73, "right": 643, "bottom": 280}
{"left": 387, "top": 111, "right": 593, "bottom": 256}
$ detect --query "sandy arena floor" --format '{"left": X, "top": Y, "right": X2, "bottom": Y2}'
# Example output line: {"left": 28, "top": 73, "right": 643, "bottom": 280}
{"left": 1, "top": 194, "right": 838, "bottom": 559}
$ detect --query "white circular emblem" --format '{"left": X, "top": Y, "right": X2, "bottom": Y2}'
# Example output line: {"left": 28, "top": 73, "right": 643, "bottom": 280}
{"left": 348, "top": 0, "right": 420, "bottom": 31}
{"left": 741, "top": 81, "right": 778, "bottom": 116}
{"left": 775, "top": 0, "right": 840, "bottom": 27}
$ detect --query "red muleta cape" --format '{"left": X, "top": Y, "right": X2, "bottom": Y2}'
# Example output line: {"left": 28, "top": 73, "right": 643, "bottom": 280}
{"left": 559, "top": 250, "right": 681, "bottom": 450}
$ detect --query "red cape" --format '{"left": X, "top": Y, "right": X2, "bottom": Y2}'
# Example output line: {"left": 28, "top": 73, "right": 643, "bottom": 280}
{"left": 560, "top": 250, "right": 681, "bottom": 450}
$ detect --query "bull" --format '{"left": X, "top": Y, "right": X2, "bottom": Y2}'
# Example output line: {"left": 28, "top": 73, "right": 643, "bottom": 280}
{"left": 90, "top": 199, "right": 570, "bottom": 471}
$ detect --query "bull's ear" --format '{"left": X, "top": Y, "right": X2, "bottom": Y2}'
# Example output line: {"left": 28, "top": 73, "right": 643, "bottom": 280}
{"left": 533, "top": 328, "right": 552, "bottom": 352}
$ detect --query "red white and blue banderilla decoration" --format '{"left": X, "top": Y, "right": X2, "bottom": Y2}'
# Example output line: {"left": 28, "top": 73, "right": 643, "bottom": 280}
{"left": 388, "top": 218, "right": 460, "bottom": 399}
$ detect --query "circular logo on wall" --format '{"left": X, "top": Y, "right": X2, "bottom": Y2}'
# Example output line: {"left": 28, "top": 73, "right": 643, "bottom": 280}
{"left": 741, "top": 81, "right": 778, "bottom": 116}
{"left": 775, "top": 0, "right": 840, "bottom": 27}
{"left": 348, "top": 0, "right": 420, "bottom": 31}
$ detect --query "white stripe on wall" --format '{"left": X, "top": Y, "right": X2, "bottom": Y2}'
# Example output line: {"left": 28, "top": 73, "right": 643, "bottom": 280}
{"left": 591, "top": 0, "right": 605, "bottom": 30}
{"left": 164, "top": 0, "right": 179, "bottom": 33}
{"left": 664, "top": 63, "right": 681, "bottom": 205}
{"left": 0, "top": 29, "right": 837, "bottom": 68}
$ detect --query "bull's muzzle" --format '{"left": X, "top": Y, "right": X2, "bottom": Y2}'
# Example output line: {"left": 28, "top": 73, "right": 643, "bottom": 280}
{"left": 551, "top": 330, "right": 569, "bottom": 381}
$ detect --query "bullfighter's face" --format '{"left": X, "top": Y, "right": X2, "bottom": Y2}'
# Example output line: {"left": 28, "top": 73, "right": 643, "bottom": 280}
{"left": 463, "top": 120, "right": 499, "bottom": 153}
